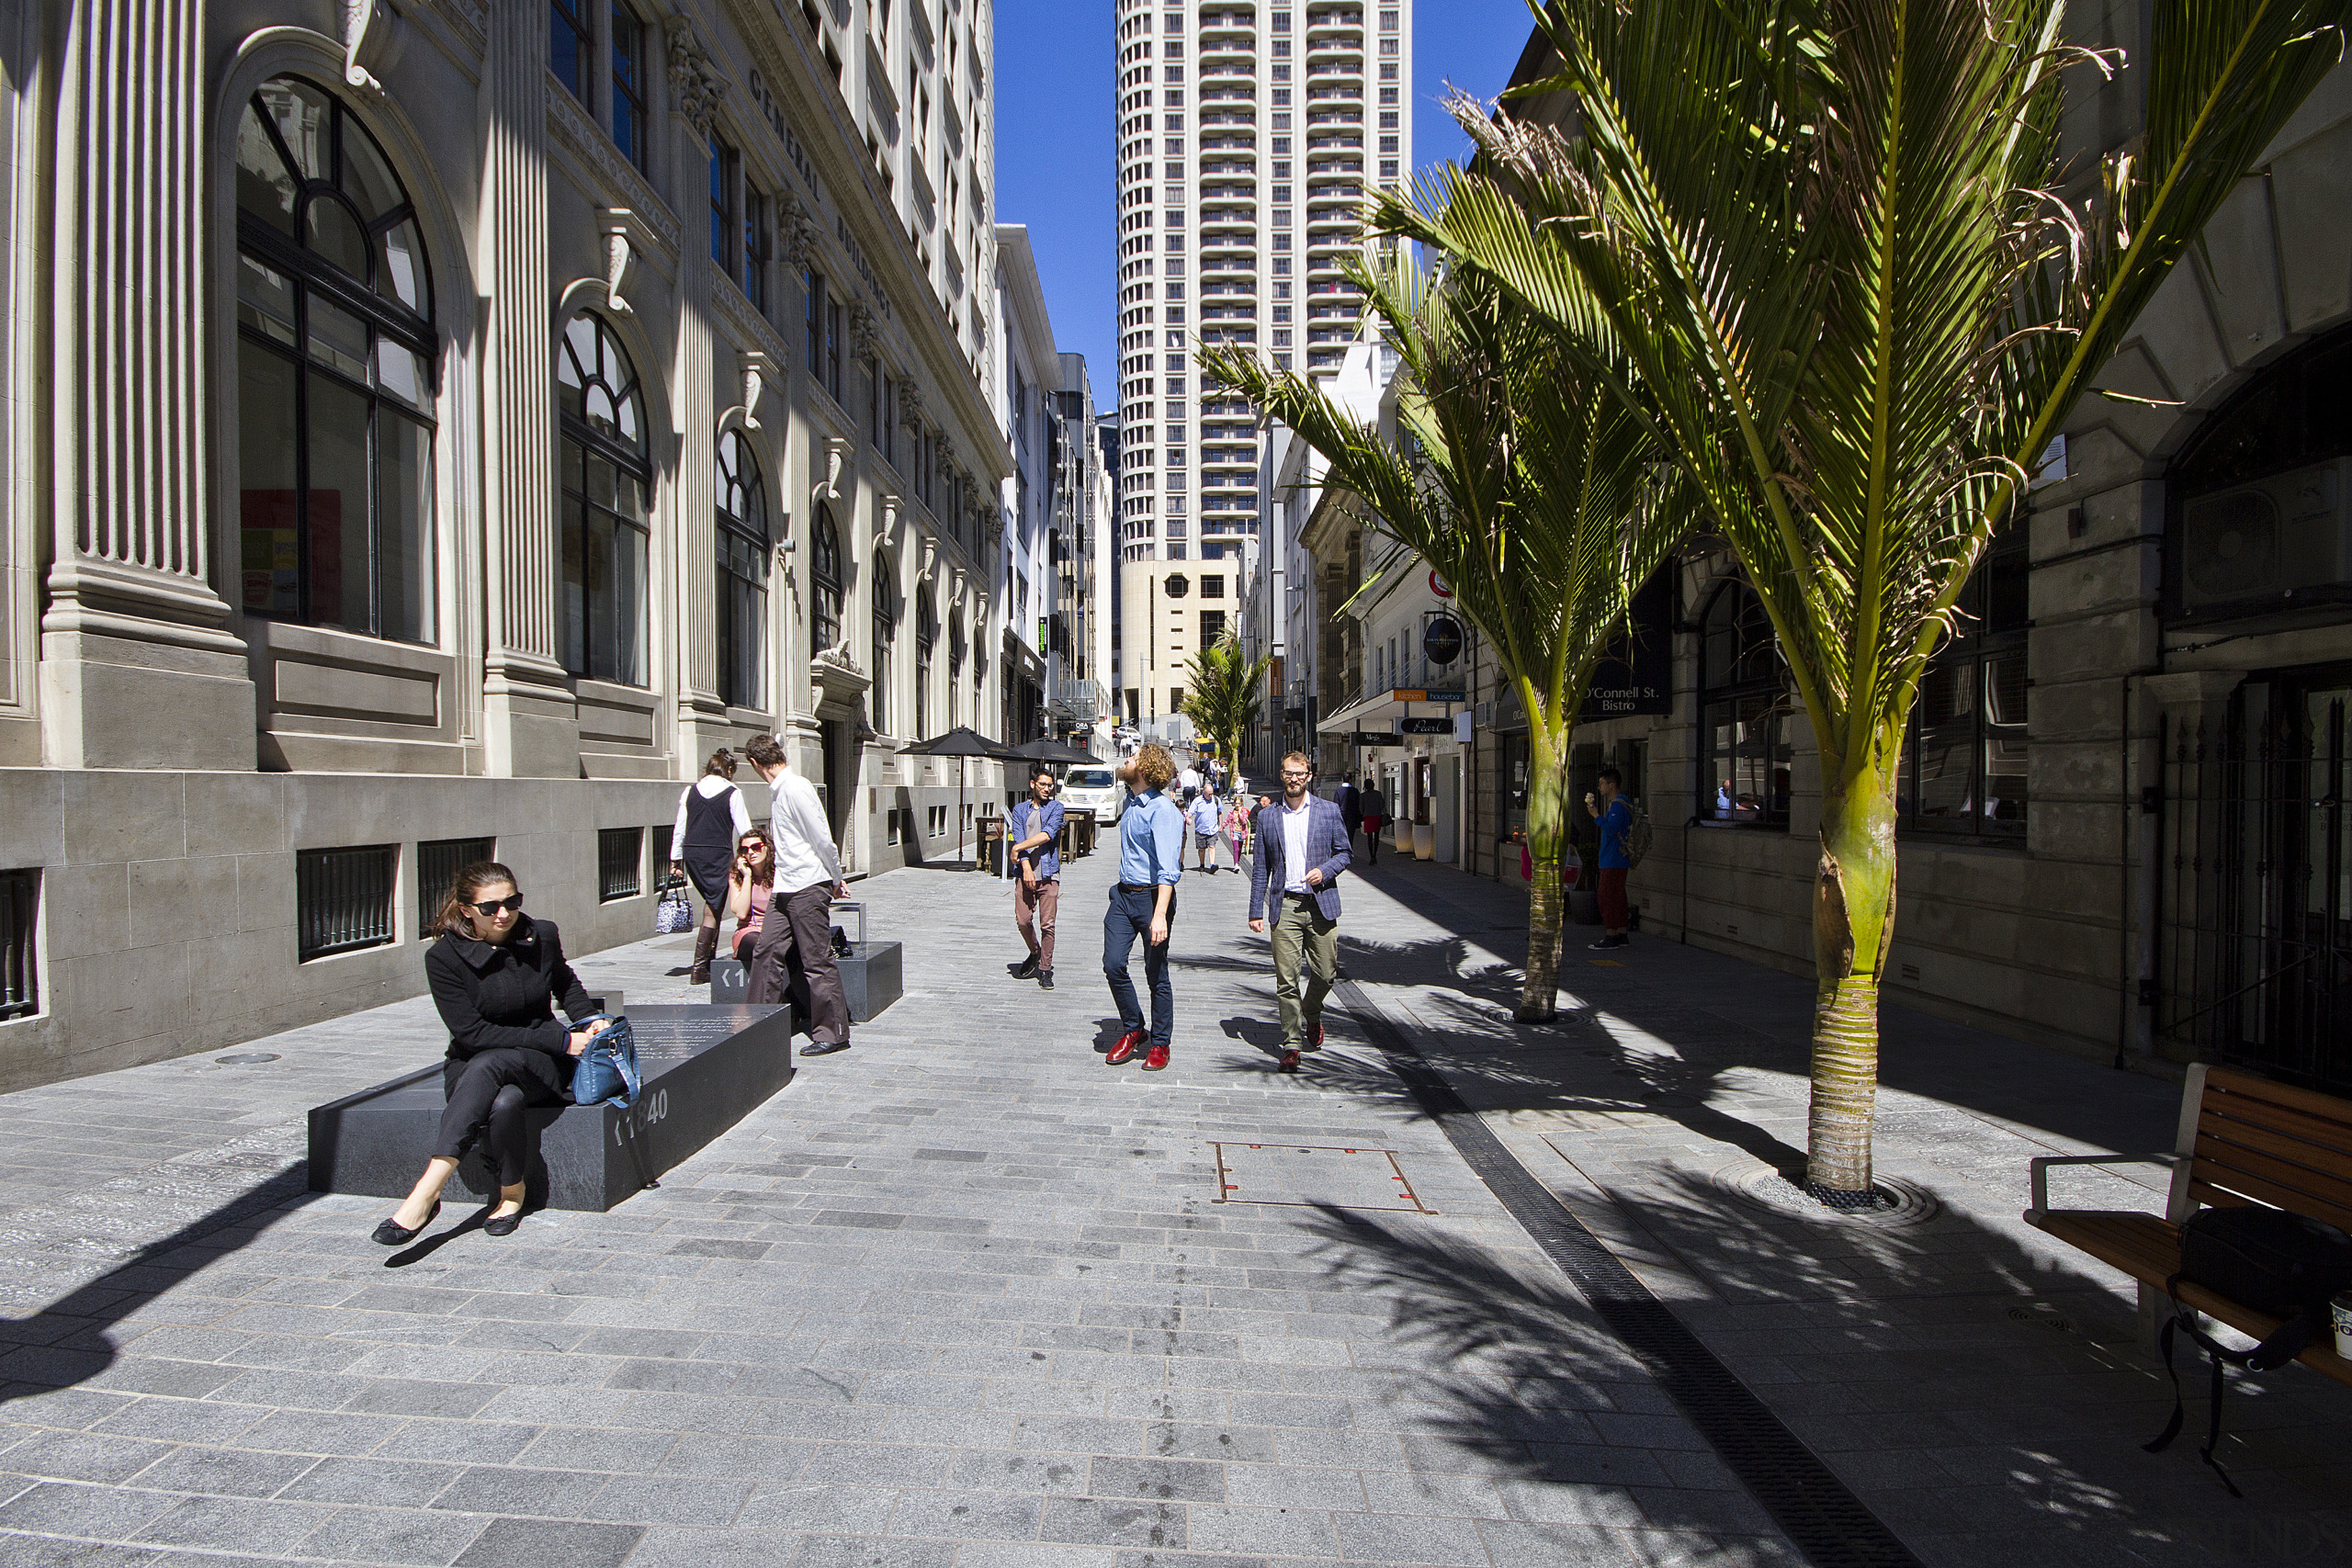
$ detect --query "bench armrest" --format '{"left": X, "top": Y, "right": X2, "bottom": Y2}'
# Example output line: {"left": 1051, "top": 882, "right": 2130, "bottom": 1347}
{"left": 2027, "top": 1153, "right": 2179, "bottom": 1219}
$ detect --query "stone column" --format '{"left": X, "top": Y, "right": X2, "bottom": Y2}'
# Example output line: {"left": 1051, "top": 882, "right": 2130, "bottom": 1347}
{"left": 40, "top": 0, "right": 254, "bottom": 771}
{"left": 477, "top": 0, "right": 577, "bottom": 776}
{"left": 668, "top": 17, "right": 727, "bottom": 762}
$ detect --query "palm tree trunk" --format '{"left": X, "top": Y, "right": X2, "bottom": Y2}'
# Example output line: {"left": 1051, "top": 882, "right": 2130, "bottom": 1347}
{"left": 1807, "top": 763, "right": 1898, "bottom": 1196}
{"left": 1518, "top": 726, "right": 1573, "bottom": 1021}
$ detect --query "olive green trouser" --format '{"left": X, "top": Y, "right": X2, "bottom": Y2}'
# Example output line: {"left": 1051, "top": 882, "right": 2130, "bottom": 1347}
{"left": 1272, "top": 894, "right": 1339, "bottom": 1049}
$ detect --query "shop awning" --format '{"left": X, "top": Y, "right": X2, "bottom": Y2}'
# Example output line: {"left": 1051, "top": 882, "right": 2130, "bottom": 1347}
{"left": 1316, "top": 686, "right": 1466, "bottom": 739}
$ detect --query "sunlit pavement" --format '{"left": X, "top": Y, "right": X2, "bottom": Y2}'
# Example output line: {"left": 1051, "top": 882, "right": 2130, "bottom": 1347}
{"left": 0, "top": 844, "right": 2342, "bottom": 1567}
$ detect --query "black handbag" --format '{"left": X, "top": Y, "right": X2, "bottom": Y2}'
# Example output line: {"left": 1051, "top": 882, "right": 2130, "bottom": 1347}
{"left": 2145, "top": 1205, "right": 2352, "bottom": 1493}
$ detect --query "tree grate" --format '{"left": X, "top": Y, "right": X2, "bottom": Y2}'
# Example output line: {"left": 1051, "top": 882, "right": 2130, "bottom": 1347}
{"left": 1335, "top": 979, "right": 1925, "bottom": 1568}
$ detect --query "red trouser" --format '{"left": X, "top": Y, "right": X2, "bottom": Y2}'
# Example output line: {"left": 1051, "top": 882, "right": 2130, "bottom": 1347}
{"left": 1597, "top": 867, "right": 1630, "bottom": 930}
{"left": 1015, "top": 876, "right": 1059, "bottom": 970}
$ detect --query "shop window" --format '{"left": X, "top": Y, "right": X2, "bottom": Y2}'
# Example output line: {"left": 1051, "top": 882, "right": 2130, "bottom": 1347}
{"left": 234, "top": 76, "right": 437, "bottom": 644}
{"left": 1698, "top": 580, "right": 1792, "bottom": 826}
{"left": 0, "top": 868, "right": 36, "bottom": 1021}
{"left": 597, "top": 827, "right": 644, "bottom": 901}
{"left": 297, "top": 845, "right": 397, "bottom": 960}
{"left": 1902, "top": 530, "right": 2028, "bottom": 836}
{"left": 716, "top": 430, "right": 770, "bottom": 709}
{"left": 811, "top": 504, "right": 843, "bottom": 654}
{"left": 416, "top": 836, "right": 493, "bottom": 936}
{"left": 556, "top": 313, "right": 651, "bottom": 685}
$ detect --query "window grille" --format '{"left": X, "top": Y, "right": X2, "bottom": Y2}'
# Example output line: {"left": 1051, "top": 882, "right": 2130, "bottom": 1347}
{"left": 0, "top": 869, "right": 37, "bottom": 1021}
{"left": 298, "top": 846, "right": 398, "bottom": 961}
{"left": 599, "top": 827, "right": 645, "bottom": 901}
{"left": 647, "top": 824, "right": 673, "bottom": 890}
{"left": 417, "top": 837, "right": 494, "bottom": 936}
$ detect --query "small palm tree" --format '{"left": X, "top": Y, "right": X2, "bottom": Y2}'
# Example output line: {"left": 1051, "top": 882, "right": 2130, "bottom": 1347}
{"left": 1392, "top": 0, "right": 2350, "bottom": 1192}
{"left": 1203, "top": 254, "right": 1685, "bottom": 1019}
{"left": 1179, "top": 631, "right": 1272, "bottom": 784}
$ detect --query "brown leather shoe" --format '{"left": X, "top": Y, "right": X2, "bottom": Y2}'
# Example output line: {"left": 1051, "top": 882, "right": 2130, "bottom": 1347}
{"left": 1143, "top": 1043, "right": 1170, "bottom": 1071}
{"left": 1105, "top": 1029, "right": 1144, "bottom": 1066}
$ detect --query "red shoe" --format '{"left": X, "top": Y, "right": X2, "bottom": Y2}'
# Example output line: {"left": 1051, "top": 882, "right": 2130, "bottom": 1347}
{"left": 1277, "top": 1049, "right": 1301, "bottom": 1073}
{"left": 1106, "top": 1030, "right": 1145, "bottom": 1066}
{"left": 1307, "top": 1022, "right": 1325, "bottom": 1051}
{"left": 1143, "top": 1043, "right": 1170, "bottom": 1071}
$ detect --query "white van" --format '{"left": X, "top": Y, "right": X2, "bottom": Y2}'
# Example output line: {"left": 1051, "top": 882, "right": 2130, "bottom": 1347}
{"left": 1060, "top": 765, "right": 1127, "bottom": 825}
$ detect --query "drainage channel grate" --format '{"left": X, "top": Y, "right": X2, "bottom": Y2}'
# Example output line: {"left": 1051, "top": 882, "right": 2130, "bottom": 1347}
{"left": 1334, "top": 979, "right": 1923, "bottom": 1568}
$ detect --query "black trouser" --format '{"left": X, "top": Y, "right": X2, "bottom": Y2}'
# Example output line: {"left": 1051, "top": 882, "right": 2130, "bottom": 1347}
{"left": 436, "top": 1049, "right": 564, "bottom": 1189}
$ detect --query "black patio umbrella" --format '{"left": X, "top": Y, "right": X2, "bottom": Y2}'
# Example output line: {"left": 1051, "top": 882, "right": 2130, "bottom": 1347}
{"left": 897, "top": 727, "right": 1017, "bottom": 868}
{"left": 1002, "top": 737, "right": 1099, "bottom": 765}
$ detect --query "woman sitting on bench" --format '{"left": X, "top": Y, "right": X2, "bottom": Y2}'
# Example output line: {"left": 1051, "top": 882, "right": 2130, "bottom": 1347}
{"left": 725, "top": 829, "right": 775, "bottom": 965}
{"left": 372, "top": 862, "right": 607, "bottom": 1246}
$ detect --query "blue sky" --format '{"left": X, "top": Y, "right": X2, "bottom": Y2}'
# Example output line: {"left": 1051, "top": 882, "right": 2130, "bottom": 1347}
{"left": 992, "top": 0, "right": 1542, "bottom": 413}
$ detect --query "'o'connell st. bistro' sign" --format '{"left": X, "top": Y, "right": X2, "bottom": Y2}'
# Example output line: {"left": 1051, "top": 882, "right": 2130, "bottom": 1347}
{"left": 1578, "top": 570, "right": 1673, "bottom": 720}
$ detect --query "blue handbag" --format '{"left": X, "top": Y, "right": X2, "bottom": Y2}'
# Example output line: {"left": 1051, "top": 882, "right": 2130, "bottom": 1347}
{"left": 570, "top": 1014, "right": 640, "bottom": 1109}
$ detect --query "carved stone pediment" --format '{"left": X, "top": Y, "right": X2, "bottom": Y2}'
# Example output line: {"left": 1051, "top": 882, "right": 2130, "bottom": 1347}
{"left": 810, "top": 646, "right": 872, "bottom": 718}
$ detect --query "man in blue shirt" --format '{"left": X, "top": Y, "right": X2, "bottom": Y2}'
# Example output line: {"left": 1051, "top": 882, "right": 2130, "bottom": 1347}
{"left": 1587, "top": 764, "right": 1633, "bottom": 951}
{"left": 1104, "top": 742, "right": 1185, "bottom": 1070}
{"left": 1008, "top": 765, "right": 1066, "bottom": 989}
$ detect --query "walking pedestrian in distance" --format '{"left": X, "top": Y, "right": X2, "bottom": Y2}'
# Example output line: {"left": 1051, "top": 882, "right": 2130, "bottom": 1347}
{"left": 372, "top": 863, "right": 607, "bottom": 1245}
{"left": 1187, "top": 785, "right": 1223, "bottom": 874}
{"left": 1219, "top": 793, "right": 1251, "bottom": 870}
{"left": 1178, "top": 760, "right": 1202, "bottom": 807}
{"left": 1337, "top": 776, "right": 1363, "bottom": 846}
{"left": 1249, "top": 753, "right": 1351, "bottom": 1073}
{"left": 1588, "top": 765, "right": 1634, "bottom": 951}
{"left": 724, "top": 829, "right": 775, "bottom": 966}
{"left": 670, "top": 750, "right": 752, "bottom": 983}
{"left": 1358, "top": 776, "right": 1388, "bottom": 864}
{"left": 1103, "top": 744, "right": 1183, "bottom": 1070}
{"left": 1008, "top": 765, "right": 1065, "bottom": 989}
{"left": 741, "top": 734, "right": 853, "bottom": 1055}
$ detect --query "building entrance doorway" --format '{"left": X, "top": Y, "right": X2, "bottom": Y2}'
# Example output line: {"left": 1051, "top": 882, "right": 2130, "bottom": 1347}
{"left": 2159, "top": 666, "right": 2352, "bottom": 1091}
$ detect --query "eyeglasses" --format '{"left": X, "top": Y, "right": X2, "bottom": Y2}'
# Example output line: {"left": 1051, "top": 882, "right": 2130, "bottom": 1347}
{"left": 466, "top": 895, "right": 524, "bottom": 917}
{"left": 1281, "top": 772, "right": 1312, "bottom": 781}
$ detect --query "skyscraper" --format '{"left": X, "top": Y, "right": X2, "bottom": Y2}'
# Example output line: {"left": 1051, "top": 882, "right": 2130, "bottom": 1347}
{"left": 1111, "top": 0, "right": 1410, "bottom": 730}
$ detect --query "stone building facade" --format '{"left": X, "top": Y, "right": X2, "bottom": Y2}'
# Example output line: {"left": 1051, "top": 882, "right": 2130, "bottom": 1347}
{"left": 0, "top": 0, "right": 1013, "bottom": 1089}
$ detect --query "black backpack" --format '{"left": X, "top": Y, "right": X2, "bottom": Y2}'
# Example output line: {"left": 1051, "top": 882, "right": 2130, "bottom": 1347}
{"left": 2144, "top": 1204, "right": 2352, "bottom": 1494}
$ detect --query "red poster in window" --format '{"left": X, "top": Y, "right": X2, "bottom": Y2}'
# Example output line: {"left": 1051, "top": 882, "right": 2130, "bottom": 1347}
{"left": 240, "top": 490, "right": 300, "bottom": 615}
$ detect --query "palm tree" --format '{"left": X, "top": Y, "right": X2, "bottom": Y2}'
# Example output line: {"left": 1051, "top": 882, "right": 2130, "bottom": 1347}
{"left": 1389, "top": 0, "right": 2350, "bottom": 1193}
{"left": 1202, "top": 255, "right": 1685, "bottom": 1020}
{"left": 1178, "top": 630, "right": 1272, "bottom": 783}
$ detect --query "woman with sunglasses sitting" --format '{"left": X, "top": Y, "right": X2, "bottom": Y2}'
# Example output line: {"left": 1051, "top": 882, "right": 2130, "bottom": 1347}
{"left": 724, "top": 829, "right": 776, "bottom": 965}
{"left": 373, "top": 862, "right": 607, "bottom": 1245}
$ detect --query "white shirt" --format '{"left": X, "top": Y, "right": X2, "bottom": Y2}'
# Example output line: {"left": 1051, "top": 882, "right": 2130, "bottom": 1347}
{"left": 1179, "top": 767, "right": 1200, "bottom": 792}
{"left": 765, "top": 768, "right": 844, "bottom": 892}
{"left": 671, "top": 773, "right": 753, "bottom": 860}
{"left": 1282, "top": 799, "right": 1312, "bottom": 893}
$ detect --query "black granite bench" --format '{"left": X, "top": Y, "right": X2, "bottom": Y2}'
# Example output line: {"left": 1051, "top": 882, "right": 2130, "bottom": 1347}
{"left": 306, "top": 1004, "right": 794, "bottom": 1212}
{"left": 707, "top": 942, "right": 901, "bottom": 1021}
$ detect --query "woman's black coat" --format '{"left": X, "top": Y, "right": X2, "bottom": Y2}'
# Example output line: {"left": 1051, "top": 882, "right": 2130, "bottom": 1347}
{"left": 423, "top": 917, "right": 594, "bottom": 1098}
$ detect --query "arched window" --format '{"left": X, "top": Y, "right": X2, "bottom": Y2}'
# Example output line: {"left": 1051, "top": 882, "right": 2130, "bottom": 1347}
{"left": 947, "top": 607, "right": 965, "bottom": 728}
{"left": 716, "top": 429, "right": 769, "bottom": 710}
{"left": 556, "top": 314, "right": 650, "bottom": 684}
{"left": 915, "top": 592, "right": 937, "bottom": 738}
{"left": 871, "top": 549, "right": 899, "bottom": 734}
{"left": 1902, "top": 531, "right": 2028, "bottom": 835}
{"left": 234, "top": 76, "right": 436, "bottom": 642}
{"left": 810, "top": 505, "right": 842, "bottom": 654}
{"left": 1698, "top": 581, "right": 1791, "bottom": 826}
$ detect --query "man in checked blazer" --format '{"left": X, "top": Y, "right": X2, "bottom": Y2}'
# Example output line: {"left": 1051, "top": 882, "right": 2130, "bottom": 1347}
{"left": 1249, "top": 750, "right": 1353, "bottom": 1073}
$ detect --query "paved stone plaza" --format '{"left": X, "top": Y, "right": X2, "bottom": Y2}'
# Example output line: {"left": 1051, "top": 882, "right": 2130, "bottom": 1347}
{"left": 0, "top": 847, "right": 2346, "bottom": 1567}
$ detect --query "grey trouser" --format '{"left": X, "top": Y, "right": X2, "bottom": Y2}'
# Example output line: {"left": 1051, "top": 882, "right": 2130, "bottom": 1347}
{"left": 747, "top": 882, "right": 849, "bottom": 1045}
{"left": 1272, "top": 893, "right": 1338, "bottom": 1049}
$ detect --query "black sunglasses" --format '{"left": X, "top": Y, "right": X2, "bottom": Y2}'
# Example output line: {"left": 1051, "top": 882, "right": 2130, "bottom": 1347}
{"left": 466, "top": 895, "right": 525, "bottom": 917}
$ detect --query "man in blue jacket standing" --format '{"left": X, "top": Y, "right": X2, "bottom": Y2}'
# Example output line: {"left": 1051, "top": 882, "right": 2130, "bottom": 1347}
{"left": 1249, "top": 751, "right": 1352, "bottom": 1073}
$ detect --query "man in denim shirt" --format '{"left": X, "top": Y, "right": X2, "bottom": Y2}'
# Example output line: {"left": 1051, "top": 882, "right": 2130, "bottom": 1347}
{"left": 1008, "top": 765, "right": 1066, "bottom": 989}
{"left": 1103, "top": 743, "right": 1185, "bottom": 1071}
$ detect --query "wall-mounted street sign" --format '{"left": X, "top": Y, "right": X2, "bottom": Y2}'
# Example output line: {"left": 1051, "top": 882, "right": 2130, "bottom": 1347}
{"left": 1391, "top": 688, "right": 1465, "bottom": 704}
{"left": 1421, "top": 614, "right": 1464, "bottom": 667}
{"left": 1398, "top": 716, "right": 1453, "bottom": 735}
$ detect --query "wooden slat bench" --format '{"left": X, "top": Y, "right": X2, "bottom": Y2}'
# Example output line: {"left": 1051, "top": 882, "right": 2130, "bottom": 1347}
{"left": 2023, "top": 1063, "right": 2352, "bottom": 1389}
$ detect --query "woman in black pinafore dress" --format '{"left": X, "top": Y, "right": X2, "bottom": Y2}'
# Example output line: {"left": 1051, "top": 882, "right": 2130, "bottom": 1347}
{"left": 669, "top": 749, "right": 752, "bottom": 981}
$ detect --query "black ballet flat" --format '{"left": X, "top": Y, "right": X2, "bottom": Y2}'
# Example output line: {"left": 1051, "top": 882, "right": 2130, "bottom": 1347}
{"left": 482, "top": 1208, "right": 524, "bottom": 1238}
{"left": 370, "top": 1201, "right": 440, "bottom": 1247}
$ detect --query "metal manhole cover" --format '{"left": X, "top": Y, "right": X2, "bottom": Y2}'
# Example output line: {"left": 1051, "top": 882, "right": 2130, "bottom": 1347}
{"left": 214, "top": 1054, "right": 281, "bottom": 1066}
{"left": 1715, "top": 1162, "right": 1942, "bottom": 1227}
{"left": 1209, "top": 1142, "right": 1433, "bottom": 1213}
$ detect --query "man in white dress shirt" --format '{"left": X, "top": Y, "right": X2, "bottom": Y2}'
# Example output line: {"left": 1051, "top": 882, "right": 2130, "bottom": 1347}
{"left": 741, "top": 734, "right": 852, "bottom": 1054}
{"left": 1247, "top": 752, "right": 1351, "bottom": 1072}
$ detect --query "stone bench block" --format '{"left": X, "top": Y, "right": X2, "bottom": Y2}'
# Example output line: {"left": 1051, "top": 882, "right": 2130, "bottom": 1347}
{"left": 707, "top": 942, "right": 901, "bottom": 1021}
{"left": 305, "top": 1004, "right": 794, "bottom": 1212}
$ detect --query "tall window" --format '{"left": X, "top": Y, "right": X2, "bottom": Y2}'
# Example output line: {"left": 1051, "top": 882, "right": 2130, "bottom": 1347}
{"left": 709, "top": 141, "right": 738, "bottom": 275}
{"left": 1698, "top": 580, "right": 1792, "bottom": 826}
{"left": 811, "top": 504, "right": 843, "bottom": 654}
{"left": 610, "top": 6, "right": 646, "bottom": 165}
{"left": 826, "top": 294, "right": 843, "bottom": 401}
{"left": 947, "top": 608, "right": 965, "bottom": 728}
{"left": 1903, "top": 531, "right": 2028, "bottom": 835}
{"left": 716, "top": 429, "right": 770, "bottom": 709}
{"left": 915, "top": 592, "right": 936, "bottom": 738}
{"left": 556, "top": 314, "right": 650, "bottom": 685}
{"left": 234, "top": 76, "right": 437, "bottom": 644}
{"left": 871, "top": 550, "right": 899, "bottom": 733}
{"left": 551, "top": 0, "right": 592, "bottom": 102}
{"left": 805, "top": 267, "right": 827, "bottom": 377}
{"left": 743, "top": 186, "right": 772, "bottom": 312}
